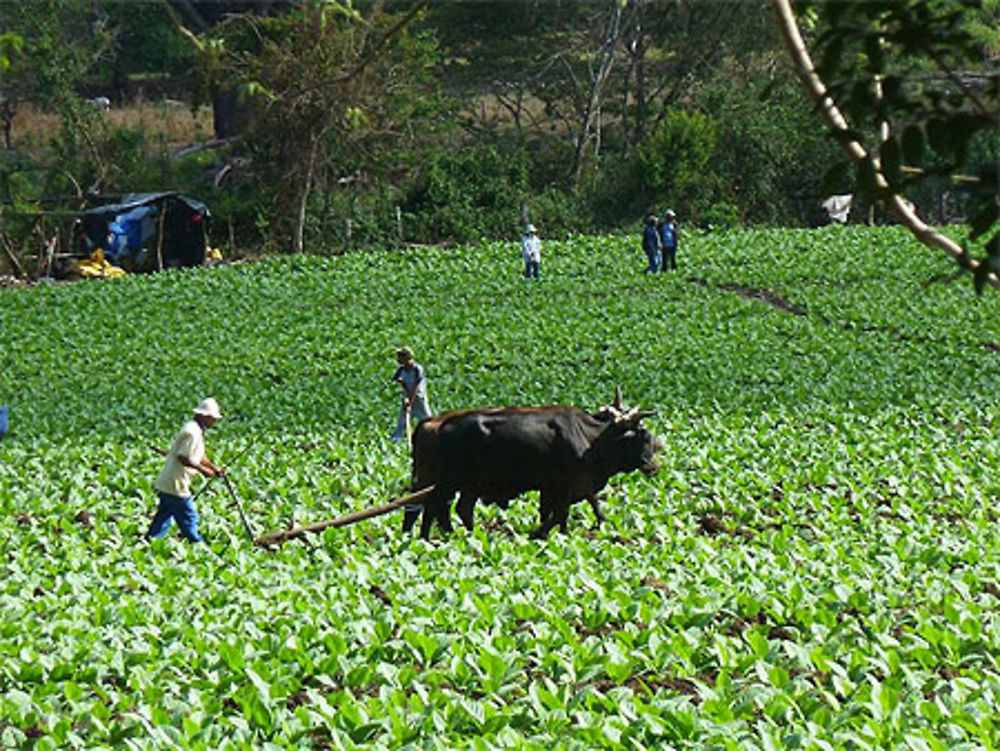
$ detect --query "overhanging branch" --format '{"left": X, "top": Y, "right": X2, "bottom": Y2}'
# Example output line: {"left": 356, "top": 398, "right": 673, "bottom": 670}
{"left": 770, "top": 0, "right": 1000, "bottom": 291}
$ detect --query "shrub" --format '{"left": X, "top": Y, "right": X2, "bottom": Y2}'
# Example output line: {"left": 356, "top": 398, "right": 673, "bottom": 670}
{"left": 696, "top": 68, "right": 841, "bottom": 226}
{"left": 702, "top": 201, "right": 742, "bottom": 231}
{"left": 522, "top": 187, "right": 593, "bottom": 239}
{"left": 634, "top": 110, "right": 718, "bottom": 221}
{"left": 402, "top": 144, "right": 529, "bottom": 243}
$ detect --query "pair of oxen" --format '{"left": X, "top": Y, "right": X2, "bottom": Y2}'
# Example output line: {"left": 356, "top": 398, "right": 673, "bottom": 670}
{"left": 402, "top": 390, "right": 661, "bottom": 540}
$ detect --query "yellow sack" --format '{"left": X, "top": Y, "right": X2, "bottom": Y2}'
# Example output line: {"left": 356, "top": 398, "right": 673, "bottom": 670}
{"left": 71, "top": 248, "right": 126, "bottom": 279}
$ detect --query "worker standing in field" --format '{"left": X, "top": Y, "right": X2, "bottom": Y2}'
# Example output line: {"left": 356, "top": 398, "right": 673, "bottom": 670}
{"left": 146, "top": 398, "right": 226, "bottom": 543}
{"left": 521, "top": 224, "right": 541, "bottom": 280}
{"left": 642, "top": 214, "right": 662, "bottom": 273}
{"left": 391, "top": 347, "right": 433, "bottom": 443}
{"left": 659, "top": 209, "right": 679, "bottom": 271}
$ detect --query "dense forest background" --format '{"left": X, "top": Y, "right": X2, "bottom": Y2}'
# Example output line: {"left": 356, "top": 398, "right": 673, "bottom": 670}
{"left": 0, "top": 0, "right": 997, "bottom": 257}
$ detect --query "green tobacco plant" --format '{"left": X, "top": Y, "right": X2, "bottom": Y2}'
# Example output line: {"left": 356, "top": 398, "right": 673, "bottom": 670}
{"left": 3, "top": 227, "right": 1000, "bottom": 746}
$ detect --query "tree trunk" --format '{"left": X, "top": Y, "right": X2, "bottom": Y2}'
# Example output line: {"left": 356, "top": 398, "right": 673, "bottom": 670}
{"left": 294, "top": 133, "right": 319, "bottom": 254}
{"left": 1, "top": 99, "right": 14, "bottom": 151}
{"left": 570, "top": 0, "right": 624, "bottom": 188}
{"left": 633, "top": 0, "right": 647, "bottom": 147}
{"left": 211, "top": 86, "right": 249, "bottom": 140}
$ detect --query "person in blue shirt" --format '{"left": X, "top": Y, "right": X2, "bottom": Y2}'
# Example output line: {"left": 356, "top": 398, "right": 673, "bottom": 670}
{"left": 392, "top": 347, "right": 433, "bottom": 533}
{"left": 659, "top": 209, "right": 679, "bottom": 271}
{"left": 642, "top": 215, "right": 661, "bottom": 273}
{"left": 391, "top": 347, "right": 432, "bottom": 443}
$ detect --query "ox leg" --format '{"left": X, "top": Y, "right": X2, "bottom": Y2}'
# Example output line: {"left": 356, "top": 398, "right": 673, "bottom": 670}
{"left": 436, "top": 498, "right": 454, "bottom": 534}
{"left": 401, "top": 504, "right": 422, "bottom": 533}
{"left": 537, "top": 494, "right": 552, "bottom": 526}
{"left": 456, "top": 492, "right": 477, "bottom": 531}
{"left": 586, "top": 495, "right": 606, "bottom": 529}
{"left": 556, "top": 501, "right": 570, "bottom": 534}
{"left": 530, "top": 493, "right": 568, "bottom": 539}
{"left": 420, "top": 488, "right": 453, "bottom": 540}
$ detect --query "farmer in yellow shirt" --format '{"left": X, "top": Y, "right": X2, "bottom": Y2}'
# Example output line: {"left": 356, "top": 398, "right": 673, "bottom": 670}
{"left": 146, "top": 398, "right": 226, "bottom": 543}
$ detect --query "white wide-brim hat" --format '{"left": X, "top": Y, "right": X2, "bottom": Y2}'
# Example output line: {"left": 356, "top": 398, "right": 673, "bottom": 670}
{"left": 193, "top": 397, "right": 223, "bottom": 420}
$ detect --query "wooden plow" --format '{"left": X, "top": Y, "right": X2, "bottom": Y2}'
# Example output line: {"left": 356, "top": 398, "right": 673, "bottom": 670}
{"left": 254, "top": 485, "right": 434, "bottom": 547}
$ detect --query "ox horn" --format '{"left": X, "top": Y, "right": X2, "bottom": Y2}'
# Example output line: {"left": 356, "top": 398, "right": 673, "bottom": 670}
{"left": 618, "top": 406, "right": 655, "bottom": 423}
{"left": 619, "top": 406, "right": 639, "bottom": 422}
{"left": 596, "top": 386, "right": 626, "bottom": 420}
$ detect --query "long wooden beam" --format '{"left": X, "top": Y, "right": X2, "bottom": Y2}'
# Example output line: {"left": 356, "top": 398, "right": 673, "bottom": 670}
{"left": 254, "top": 485, "right": 435, "bottom": 547}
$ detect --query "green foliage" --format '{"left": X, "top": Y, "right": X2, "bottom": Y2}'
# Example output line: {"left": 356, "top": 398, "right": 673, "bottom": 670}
{"left": 55, "top": 116, "right": 171, "bottom": 195}
{"left": 402, "top": 144, "right": 529, "bottom": 242}
{"left": 209, "top": 4, "right": 450, "bottom": 251}
{"left": 0, "top": 31, "right": 25, "bottom": 72}
{"left": 93, "top": 3, "right": 197, "bottom": 82}
{"left": 2, "top": 0, "right": 992, "bottom": 257}
{"left": 0, "top": 0, "right": 113, "bottom": 108}
{"left": 5, "top": 228, "right": 1000, "bottom": 747}
{"left": 702, "top": 201, "right": 742, "bottom": 231}
{"left": 583, "top": 61, "right": 842, "bottom": 231}
{"left": 699, "top": 65, "right": 842, "bottom": 225}
{"left": 963, "top": 0, "right": 1000, "bottom": 54}
{"left": 807, "top": 0, "right": 1000, "bottom": 276}
{"left": 635, "top": 110, "right": 718, "bottom": 221}
{"left": 585, "top": 157, "right": 644, "bottom": 229}
{"left": 522, "top": 187, "right": 593, "bottom": 239}
{"left": 0, "top": 2, "right": 176, "bottom": 204}
{"left": 0, "top": 104, "right": 166, "bottom": 210}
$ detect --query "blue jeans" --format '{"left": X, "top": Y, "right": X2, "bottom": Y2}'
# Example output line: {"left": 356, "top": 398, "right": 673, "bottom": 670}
{"left": 524, "top": 260, "right": 539, "bottom": 279}
{"left": 146, "top": 492, "right": 203, "bottom": 542}
{"left": 644, "top": 251, "right": 661, "bottom": 273}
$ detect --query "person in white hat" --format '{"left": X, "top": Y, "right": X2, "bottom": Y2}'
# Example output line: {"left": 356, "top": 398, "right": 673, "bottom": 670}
{"left": 521, "top": 223, "right": 541, "bottom": 280}
{"left": 146, "top": 397, "right": 226, "bottom": 543}
{"left": 658, "top": 209, "right": 679, "bottom": 271}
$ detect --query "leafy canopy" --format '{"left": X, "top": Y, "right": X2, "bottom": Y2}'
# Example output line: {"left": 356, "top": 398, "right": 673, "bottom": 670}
{"left": 804, "top": 0, "right": 999, "bottom": 287}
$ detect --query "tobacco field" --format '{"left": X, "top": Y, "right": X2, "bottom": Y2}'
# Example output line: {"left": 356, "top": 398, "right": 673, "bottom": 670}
{"left": 2, "top": 226, "right": 1000, "bottom": 749}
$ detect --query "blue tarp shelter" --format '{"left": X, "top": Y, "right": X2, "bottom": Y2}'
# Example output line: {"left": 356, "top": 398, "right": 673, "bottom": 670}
{"left": 79, "top": 192, "right": 210, "bottom": 272}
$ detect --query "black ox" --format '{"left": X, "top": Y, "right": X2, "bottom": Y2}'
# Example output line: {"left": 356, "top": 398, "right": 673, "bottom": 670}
{"left": 402, "top": 393, "right": 660, "bottom": 539}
